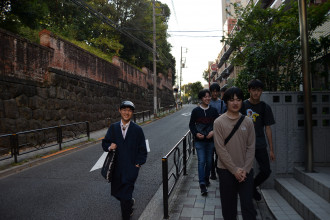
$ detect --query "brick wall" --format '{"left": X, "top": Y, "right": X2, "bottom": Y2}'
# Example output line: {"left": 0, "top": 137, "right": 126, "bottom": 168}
{"left": 0, "top": 28, "right": 175, "bottom": 134}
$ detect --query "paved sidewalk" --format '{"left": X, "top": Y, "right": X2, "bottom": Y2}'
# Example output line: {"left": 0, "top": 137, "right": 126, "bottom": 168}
{"left": 165, "top": 155, "right": 274, "bottom": 220}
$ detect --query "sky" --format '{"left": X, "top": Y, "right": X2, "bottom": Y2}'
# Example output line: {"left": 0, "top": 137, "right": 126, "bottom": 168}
{"left": 160, "top": 0, "right": 224, "bottom": 87}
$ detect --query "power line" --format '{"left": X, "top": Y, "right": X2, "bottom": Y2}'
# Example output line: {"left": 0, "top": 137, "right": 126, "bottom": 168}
{"left": 170, "top": 35, "right": 222, "bottom": 38}
{"left": 70, "top": 0, "right": 154, "bottom": 53}
{"left": 70, "top": 0, "right": 176, "bottom": 71}
{"left": 168, "top": 30, "right": 224, "bottom": 32}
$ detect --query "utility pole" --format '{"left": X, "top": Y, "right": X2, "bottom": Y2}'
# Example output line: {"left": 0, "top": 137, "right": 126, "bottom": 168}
{"left": 298, "top": 0, "right": 313, "bottom": 172}
{"left": 152, "top": 0, "right": 157, "bottom": 115}
{"left": 180, "top": 47, "right": 182, "bottom": 102}
{"left": 180, "top": 47, "right": 187, "bottom": 102}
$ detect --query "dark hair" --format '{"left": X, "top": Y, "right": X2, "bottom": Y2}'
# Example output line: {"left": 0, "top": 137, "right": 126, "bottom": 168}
{"left": 248, "top": 79, "right": 264, "bottom": 90}
{"left": 220, "top": 85, "right": 228, "bottom": 93}
{"left": 198, "top": 89, "right": 210, "bottom": 99}
{"left": 209, "top": 83, "right": 220, "bottom": 92}
{"left": 223, "top": 87, "right": 244, "bottom": 104}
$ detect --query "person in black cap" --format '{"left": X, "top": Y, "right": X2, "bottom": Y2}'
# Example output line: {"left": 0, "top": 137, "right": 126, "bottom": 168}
{"left": 102, "top": 100, "right": 148, "bottom": 220}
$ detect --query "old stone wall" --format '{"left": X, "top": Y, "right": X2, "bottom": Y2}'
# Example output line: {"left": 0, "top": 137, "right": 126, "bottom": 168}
{"left": 0, "top": 28, "right": 175, "bottom": 135}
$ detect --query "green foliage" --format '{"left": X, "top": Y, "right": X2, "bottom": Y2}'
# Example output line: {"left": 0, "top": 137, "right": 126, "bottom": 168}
{"left": 222, "top": 1, "right": 330, "bottom": 92}
{"left": 0, "top": 0, "right": 176, "bottom": 85}
{"left": 202, "top": 69, "right": 209, "bottom": 82}
{"left": 190, "top": 81, "right": 203, "bottom": 100}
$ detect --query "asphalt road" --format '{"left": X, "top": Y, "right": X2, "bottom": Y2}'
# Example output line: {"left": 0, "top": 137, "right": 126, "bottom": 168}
{"left": 0, "top": 104, "right": 196, "bottom": 220}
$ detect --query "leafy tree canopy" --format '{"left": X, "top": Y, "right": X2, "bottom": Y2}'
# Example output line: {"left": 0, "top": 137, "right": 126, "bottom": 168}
{"left": 0, "top": 0, "right": 176, "bottom": 84}
{"left": 221, "top": 1, "right": 330, "bottom": 92}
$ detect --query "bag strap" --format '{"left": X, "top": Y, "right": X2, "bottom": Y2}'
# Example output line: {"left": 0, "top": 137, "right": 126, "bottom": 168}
{"left": 224, "top": 115, "right": 245, "bottom": 145}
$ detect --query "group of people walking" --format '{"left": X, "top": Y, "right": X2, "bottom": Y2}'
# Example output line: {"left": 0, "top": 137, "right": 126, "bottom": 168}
{"left": 189, "top": 79, "right": 275, "bottom": 220}
{"left": 101, "top": 79, "right": 275, "bottom": 220}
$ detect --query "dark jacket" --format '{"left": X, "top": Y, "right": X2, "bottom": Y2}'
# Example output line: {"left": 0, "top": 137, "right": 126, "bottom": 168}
{"left": 102, "top": 121, "right": 147, "bottom": 200}
{"left": 189, "top": 106, "right": 218, "bottom": 142}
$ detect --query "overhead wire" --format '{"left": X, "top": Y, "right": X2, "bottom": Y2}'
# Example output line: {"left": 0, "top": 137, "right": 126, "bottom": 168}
{"left": 69, "top": 0, "right": 176, "bottom": 70}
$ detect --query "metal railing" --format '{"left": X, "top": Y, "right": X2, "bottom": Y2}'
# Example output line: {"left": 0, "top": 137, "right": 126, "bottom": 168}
{"left": 158, "top": 105, "right": 175, "bottom": 116}
{"left": 0, "top": 121, "right": 90, "bottom": 163}
{"left": 162, "top": 130, "right": 195, "bottom": 219}
{"left": 133, "top": 110, "right": 151, "bottom": 123}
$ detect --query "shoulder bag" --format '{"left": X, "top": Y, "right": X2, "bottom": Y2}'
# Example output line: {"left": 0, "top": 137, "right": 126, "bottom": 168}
{"left": 101, "top": 125, "right": 117, "bottom": 182}
{"left": 224, "top": 115, "right": 245, "bottom": 145}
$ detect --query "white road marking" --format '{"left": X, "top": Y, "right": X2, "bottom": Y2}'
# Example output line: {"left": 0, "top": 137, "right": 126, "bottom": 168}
{"left": 90, "top": 152, "right": 107, "bottom": 172}
{"left": 182, "top": 112, "right": 191, "bottom": 116}
{"left": 146, "top": 139, "right": 150, "bottom": 152}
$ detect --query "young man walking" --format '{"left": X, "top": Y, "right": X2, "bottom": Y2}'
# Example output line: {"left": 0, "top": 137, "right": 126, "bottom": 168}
{"left": 209, "top": 83, "right": 226, "bottom": 180}
{"left": 102, "top": 101, "right": 148, "bottom": 220}
{"left": 241, "top": 79, "right": 276, "bottom": 201}
{"left": 189, "top": 89, "right": 218, "bottom": 195}
{"left": 214, "top": 87, "right": 256, "bottom": 220}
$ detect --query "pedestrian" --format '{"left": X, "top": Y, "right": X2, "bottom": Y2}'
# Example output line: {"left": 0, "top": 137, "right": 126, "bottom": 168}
{"left": 189, "top": 89, "right": 218, "bottom": 196}
{"left": 240, "top": 79, "right": 276, "bottom": 201}
{"left": 102, "top": 100, "right": 148, "bottom": 220}
{"left": 214, "top": 87, "right": 256, "bottom": 220}
{"left": 209, "top": 83, "right": 226, "bottom": 180}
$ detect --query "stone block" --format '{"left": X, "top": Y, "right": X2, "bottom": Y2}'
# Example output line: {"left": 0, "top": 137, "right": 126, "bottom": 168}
{"left": 32, "top": 109, "right": 44, "bottom": 121}
{"left": 4, "top": 99, "right": 19, "bottom": 119}
{"left": 22, "top": 85, "right": 37, "bottom": 97}
{"left": 15, "top": 94, "right": 29, "bottom": 107}
{"left": 19, "top": 107, "right": 32, "bottom": 120}
{"left": 0, "top": 118, "right": 16, "bottom": 134}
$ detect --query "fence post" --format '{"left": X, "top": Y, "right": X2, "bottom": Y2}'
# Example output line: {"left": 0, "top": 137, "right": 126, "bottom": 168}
{"left": 86, "top": 121, "right": 90, "bottom": 140}
{"left": 10, "top": 134, "right": 19, "bottom": 163}
{"left": 57, "top": 126, "right": 63, "bottom": 150}
{"left": 183, "top": 136, "right": 187, "bottom": 176}
{"left": 142, "top": 111, "right": 145, "bottom": 122}
{"left": 162, "top": 157, "right": 169, "bottom": 219}
{"left": 133, "top": 113, "right": 136, "bottom": 123}
{"left": 148, "top": 110, "right": 150, "bottom": 120}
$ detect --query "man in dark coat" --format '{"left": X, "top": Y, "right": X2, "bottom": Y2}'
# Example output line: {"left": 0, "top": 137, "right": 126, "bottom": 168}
{"left": 102, "top": 101, "right": 148, "bottom": 220}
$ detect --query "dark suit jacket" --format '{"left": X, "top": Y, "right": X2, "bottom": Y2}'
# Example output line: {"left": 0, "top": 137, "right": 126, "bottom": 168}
{"left": 102, "top": 121, "right": 147, "bottom": 200}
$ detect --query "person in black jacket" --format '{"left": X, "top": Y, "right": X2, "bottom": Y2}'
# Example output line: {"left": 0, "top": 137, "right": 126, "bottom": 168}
{"left": 102, "top": 101, "right": 147, "bottom": 220}
{"left": 189, "top": 89, "right": 219, "bottom": 195}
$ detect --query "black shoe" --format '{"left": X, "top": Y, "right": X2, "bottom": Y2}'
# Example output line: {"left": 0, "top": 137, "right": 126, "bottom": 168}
{"left": 210, "top": 173, "right": 217, "bottom": 180}
{"left": 253, "top": 188, "right": 262, "bottom": 201}
{"left": 205, "top": 177, "right": 210, "bottom": 187}
{"left": 200, "top": 184, "right": 208, "bottom": 196}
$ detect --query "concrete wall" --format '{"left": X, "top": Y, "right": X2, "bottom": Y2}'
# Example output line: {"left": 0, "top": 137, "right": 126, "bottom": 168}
{"left": 261, "top": 91, "right": 330, "bottom": 187}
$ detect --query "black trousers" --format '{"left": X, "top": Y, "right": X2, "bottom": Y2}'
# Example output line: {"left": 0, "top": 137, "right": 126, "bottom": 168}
{"left": 254, "top": 148, "right": 271, "bottom": 188}
{"left": 120, "top": 199, "right": 133, "bottom": 220}
{"left": 217, "top": 168, "right": 256, "bottom": 220}
{"left": 211, "top": 149, "right": 218, "bottom": 175}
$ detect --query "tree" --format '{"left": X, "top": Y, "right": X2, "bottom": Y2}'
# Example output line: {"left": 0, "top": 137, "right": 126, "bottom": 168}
{"left": 190, "top": 81, "right": 203, "bottom": 101}
{"left": 222, "top": 1, "right": 330, "bottom": 91}
{"left": 202, "top": 69, "right": 209, "bottom": 83}
{"left": 0, "top": 0, "right": 176, "bottom": 84}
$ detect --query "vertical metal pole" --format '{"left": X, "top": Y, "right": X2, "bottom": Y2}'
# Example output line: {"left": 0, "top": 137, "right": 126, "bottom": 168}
{"left": 86, "top": 121, "right": 90, "bottom": 141}
{"left": 57, "top": 126, "right": 63, "bottom": 150}
{"left": 162, "top": 157, "right": 169, "bottom": 219}
{"left": 152, "top": 0, "right": 158, "bottom": 116}
{"left": 180, "top": 46, "right": 182, "bottom": 102}
{"left": 183, "top": 137, "right": 187, "bottom": 175}
{"left": 134, "top": 113, "right": 136, "bottom": 123}
{"left": 298, "top": 0, "right": 313, "bottom": 172}
{"left": 11, "top": 134, "right": 19, "bottom": 163}
{"left": 143, "top": 111, "right": 145, "bottom": 122}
